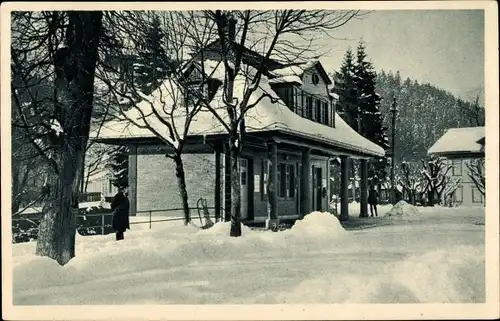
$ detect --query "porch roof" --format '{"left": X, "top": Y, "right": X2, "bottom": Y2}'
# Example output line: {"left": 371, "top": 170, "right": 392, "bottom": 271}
{"left": 91, "top": 66, "right": 385, "bottom": 158}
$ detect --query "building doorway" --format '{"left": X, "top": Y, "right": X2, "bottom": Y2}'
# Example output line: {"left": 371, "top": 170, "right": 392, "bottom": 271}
{"left": 312, "top": 166, "right": 323, "bottom": 212}
{"left": 239, "top": 158, "right": 248, "bottom": 219}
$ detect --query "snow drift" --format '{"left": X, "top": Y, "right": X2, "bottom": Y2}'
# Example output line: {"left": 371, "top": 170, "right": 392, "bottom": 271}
{"left": 11, "top": 207, "right": 485, "bottom": 305}
{"left": 288, "top": 211, "right": 346, "bottom": 238}
{"left": 385, "top": 200, "right": 421, "bottom": 218}
{"left": 278, "top": 245, "right": 484, "bottom": 303}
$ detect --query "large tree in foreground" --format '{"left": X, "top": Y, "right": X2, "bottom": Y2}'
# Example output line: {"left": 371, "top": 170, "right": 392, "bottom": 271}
{"left": 12, "top": 11, "right": 103, "bottom": 265}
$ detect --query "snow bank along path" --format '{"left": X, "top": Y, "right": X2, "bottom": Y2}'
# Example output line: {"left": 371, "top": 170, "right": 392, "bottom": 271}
{"left": 12, "top": 208, "right": 485, "bottom": 305}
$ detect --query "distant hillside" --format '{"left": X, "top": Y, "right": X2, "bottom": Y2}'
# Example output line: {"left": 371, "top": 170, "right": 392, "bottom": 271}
{"left": 375, "top": 70, "right": 485, "bottom": 164}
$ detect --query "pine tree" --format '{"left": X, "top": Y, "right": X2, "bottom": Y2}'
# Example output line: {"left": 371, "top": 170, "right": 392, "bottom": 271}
{"left": 333, "top": 47, "right": 358, "bottom": 128}
{"left": 133, "top": 15, "right": 172, "bottom": 96}
{"left": 107, "top": 145, "right": 129, "bottom": 189}
{"left": 354, "top": 40, "right": 390, "bottom": 186}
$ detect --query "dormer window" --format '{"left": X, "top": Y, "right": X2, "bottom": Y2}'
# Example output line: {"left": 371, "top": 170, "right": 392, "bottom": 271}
{"left": 270, "top": 84, "right": 335, "bottom": 127}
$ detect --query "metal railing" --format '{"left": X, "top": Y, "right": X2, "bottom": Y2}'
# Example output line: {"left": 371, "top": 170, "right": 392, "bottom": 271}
{"left": 12, "top": 206, "right": 218, "bottom": 240}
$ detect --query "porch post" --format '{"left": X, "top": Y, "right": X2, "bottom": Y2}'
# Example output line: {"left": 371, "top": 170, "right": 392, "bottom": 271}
{"left": 266, "top": 141, "right": 279, "bottom": 229}
{"left": 300, "top": 149, "right": 311, "bottom": 217}
{"left": 214, "top": 147, "right": 221, "bottom": 222}
{"left": 360, "top": 158, "right": 369, "bottom": 217}
{"left": 223, "top": 142, "right": 231, "bottom": 222}
{"left": 128, "top": 145, "right": 137, "bottom": 216}
{"left": 340, "top": 155, "right": 349, "bottom": 221}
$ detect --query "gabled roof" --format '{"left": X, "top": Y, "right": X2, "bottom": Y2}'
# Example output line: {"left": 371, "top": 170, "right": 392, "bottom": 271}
{"left": 92, "top": 63, "right": 384, "bottom": 158}
{"left": 428, "top": 127, "right": 485, "bottom": 156}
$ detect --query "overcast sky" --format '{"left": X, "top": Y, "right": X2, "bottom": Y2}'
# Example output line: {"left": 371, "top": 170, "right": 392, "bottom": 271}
{"left": 317, "top": 10, "right": 484, "bottom": 104}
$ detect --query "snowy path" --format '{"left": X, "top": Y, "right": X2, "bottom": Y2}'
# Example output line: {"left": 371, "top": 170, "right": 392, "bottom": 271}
{"left": 11, "top": 206, "right": 485, "bottom": 305}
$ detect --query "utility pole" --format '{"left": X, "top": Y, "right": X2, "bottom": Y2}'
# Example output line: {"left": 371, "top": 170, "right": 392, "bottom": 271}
{"left": 390, "top": 96, "right": 398, "bottom": 205}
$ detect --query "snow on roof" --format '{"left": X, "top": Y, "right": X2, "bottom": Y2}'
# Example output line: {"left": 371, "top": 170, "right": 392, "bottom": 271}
{"left": 270, "top": 64, "right": 307, "bottom": 78}
{"left": 92, "top": 63, "right": 384, "bottom": 158}
{"left": 202, "top": 59, "right": 226, "bottom": 81}
{"left": 428, "top": 127, "right": 485, "bottom": 155}
{"left": 268, "top": 75, "right": 303, "bottom": 85}
{"left": 269, "top": 59, "right": 333, "bottom": 84}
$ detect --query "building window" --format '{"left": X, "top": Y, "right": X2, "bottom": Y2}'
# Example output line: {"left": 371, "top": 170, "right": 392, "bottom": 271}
{"left": 452, "top": 159, "right": 462, "bottom": 176}
{"left": 295, "top": 88, "right": 303, "bottom": 117}
{"left": 472, "top": 187, "right": 482, "bottom": 203}
{"left": 312, "top": 73, "right": 320, "bottom": 85}
{"left": 318, "top": 101, "right": 324, "bottom": 123}
{"left": 260, "top": 160, "right": 266, "bottom": 201}
{"left": 284, "top": 87, "right": 294, "bottom": 112}
{"left": 322, "top": 102, "right": 329, "bottom": 125}
{"left": 313, "top": 100, "right": 321, "bottom": 121}
{"left": 305, "top": 96, "right": 313, "bottom": 119}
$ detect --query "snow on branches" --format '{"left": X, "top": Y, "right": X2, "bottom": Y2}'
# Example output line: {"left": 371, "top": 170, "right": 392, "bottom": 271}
{"left": 465, "top": 158, "right": 485, "bottom": 196}
{"left": 421, "top": 155, "right": 454, "bottom": 206}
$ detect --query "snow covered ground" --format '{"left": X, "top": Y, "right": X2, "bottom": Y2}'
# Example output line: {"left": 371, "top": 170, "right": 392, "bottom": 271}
{"left": 11, "top": 205, "right": 486, "bottom": 306}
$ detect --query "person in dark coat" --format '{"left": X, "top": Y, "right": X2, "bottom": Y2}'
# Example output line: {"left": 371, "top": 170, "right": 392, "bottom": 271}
{"left": 368, "top": 185, "right": 379, "bottom": 217}
{"left": 111, "top": 186, "right": 130, "bottom": 241}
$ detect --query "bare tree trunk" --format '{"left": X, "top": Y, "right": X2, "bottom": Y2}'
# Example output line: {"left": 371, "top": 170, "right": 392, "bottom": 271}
{"left": 36, "top": 145, "right": 83, "bottom": 265}
{"left": 79, "top": 152, "right": 86, "bottom": 193}
{"left": 229, "top": 138, "right": 242, "bottom": 237}
{"left": 427, "top": 190, "right": 435, "bottom": 207}
{"left": 173, "top": 153, "right": 190, "bottom": 225}
{"left": 35, "top": 11, "right": 102, "bottom": 266}
{"left": 12, "top": 163, "right": 22, "bottom": 214}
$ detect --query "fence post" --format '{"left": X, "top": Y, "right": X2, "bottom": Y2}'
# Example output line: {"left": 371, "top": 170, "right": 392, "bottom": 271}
{"left": 101, "top": 214, "right": 105, "bottom": 235}
{"left": 149, "top": 210, "right": 152, "bottom": 229}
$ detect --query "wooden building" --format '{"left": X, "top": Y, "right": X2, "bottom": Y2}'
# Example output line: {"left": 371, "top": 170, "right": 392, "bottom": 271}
{"left": 92, "top": 41, "right": 385, "bottom": 225}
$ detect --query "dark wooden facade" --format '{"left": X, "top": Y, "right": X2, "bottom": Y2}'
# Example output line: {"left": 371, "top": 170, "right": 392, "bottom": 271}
{"left": 116, "top": 129, "right": 373, "bottom": 226}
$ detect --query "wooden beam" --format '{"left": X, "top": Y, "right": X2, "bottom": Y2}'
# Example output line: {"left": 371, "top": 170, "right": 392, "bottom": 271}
{"left": 214, "top": 148, "right": 222, "bottom": 222}
{"left": 360, "top": 159, "right": 368, "bottom": 217}
{"left": 266, "top": 141, "right": 279, "bottom": 229}
{"left": 340, "top": 156, "right": 349, "bottom": 221}
{"left": 301, "top": 148, "right": 311, "bottom": 217}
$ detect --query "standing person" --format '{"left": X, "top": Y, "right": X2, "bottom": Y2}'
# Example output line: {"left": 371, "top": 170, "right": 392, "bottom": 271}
{"left": 368, "top": 185, "right": 379, "bottom": 217}
{"left": 111, "top": 186, "right": 130, "bottom": 241}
